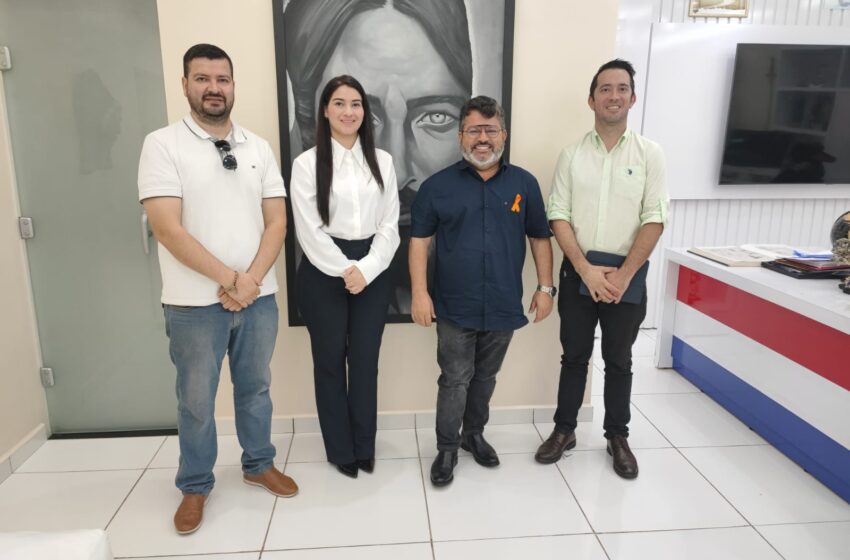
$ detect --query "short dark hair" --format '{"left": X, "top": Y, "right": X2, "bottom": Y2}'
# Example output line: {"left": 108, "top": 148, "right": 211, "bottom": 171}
{"left": 459, "top": 96, "right": 505, "bottom": 131}
{"left": 183, "top": 43, "right": 233, "bottom": 78}
{"left": 589, "top": 59, "right": 635, "bottom": 98}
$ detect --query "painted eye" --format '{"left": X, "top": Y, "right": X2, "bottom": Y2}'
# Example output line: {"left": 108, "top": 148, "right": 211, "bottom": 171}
{"left": 414, "top": 111, "right": 457, "bottom": 130}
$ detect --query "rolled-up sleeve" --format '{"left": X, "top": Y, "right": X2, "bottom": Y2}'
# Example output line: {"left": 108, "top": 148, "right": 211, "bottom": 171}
{"left": 547, "top": 146, "right": 574, "bottom": 223}
{"left": 639, "top": 142, "right": 669, "bottom": 226}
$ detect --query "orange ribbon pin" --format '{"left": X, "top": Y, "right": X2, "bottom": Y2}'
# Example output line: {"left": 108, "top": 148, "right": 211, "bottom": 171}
{"left": 511, "top": 194, "right": 521, "bottom": 213}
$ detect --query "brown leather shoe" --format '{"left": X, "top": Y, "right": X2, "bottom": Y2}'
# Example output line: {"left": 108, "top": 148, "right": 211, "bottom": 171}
{"left": 243, "top": 467, "right": 299, "bottom": 497}
{"left": 535, "top": 429, "right": 577, "bottom": 464}
{"left": 607, "top": 435, "right": 638, "bottom": 479}
{"left": 174, "top": 493, "right": 208, "bottom": 535}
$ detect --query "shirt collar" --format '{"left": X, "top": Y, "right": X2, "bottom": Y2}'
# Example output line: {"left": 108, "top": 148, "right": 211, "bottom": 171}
{"left": 590, "top": 127, "right": 632, "bottom": 152}
{"left": 331, "top": 136, "right": 365, "bottom": 170}
{"left": 457, "top": 157, "right": 509, "bottom": 179}
{"left": 182, "top": 115, "right": 246, "bottom": 144}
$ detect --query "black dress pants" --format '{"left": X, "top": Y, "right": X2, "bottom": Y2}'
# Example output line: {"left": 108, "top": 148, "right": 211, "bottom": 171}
{"left": 553, "top": 258, "right": 646, "bottom": 439}
{"left": 296, "top": 237, "right": 393, "bottom": 464}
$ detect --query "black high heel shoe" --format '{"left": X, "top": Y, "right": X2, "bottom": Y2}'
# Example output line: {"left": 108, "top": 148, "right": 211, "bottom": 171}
{"left": 356, "top": 457, "right": 375, "bottom": 474}
{"left": 335, "top": 462, "right": 358, "bottom": 478}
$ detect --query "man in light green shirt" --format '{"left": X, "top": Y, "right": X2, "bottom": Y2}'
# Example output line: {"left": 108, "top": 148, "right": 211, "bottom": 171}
{"left": 535, "top": 59, "right": 669, "bottom": 479}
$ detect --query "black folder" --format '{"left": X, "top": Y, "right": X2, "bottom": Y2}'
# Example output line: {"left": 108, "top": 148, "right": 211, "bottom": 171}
{"left": 578, "top": 251, "right": 649, "bottom": 305}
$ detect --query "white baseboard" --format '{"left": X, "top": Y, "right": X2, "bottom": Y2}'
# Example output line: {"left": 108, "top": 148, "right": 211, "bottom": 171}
{"left": 0, "top": 424, "right": 49, "bottom": 476}
{"left": 237, "top": 404, "right": 596, "bottom": 435}
{"left": 0, "top": 457, "right": 11, "bottom": 486}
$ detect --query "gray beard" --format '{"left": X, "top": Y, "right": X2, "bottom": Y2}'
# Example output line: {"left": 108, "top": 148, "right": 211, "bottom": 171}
{"left": 462, "top": 144, "right": 504, "bottom": 170}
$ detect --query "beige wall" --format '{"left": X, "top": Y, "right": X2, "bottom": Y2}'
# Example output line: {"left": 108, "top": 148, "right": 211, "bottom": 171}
{"left": 0, "top": 73, "right": 49, "bottom": 460}
{"left": 157, "top": 0, "right": 618, "bottom": 417}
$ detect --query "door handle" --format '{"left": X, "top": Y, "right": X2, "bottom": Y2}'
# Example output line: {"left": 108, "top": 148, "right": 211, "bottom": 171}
{"left": 141, "top": 212, "right": 153, "bottom": 254}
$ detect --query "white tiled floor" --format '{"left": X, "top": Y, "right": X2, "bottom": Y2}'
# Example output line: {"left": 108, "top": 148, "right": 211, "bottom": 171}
{"left": 1, "top": 330, "right": 849, "bottom": 559}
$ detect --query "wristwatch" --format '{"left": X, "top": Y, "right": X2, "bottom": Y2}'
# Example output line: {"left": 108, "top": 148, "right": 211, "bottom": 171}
{"left": 536, "top": 285, "right": 557, "bottom": 297}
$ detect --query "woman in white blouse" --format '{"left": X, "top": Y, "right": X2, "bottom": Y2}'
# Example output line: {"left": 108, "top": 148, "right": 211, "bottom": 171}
{"left": 291, "top": 75, "right": 400, "bottom": 478}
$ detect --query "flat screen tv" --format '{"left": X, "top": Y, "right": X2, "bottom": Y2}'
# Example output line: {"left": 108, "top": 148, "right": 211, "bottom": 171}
{"left": 720, "top": 43, "right": 850, "bottom": 185}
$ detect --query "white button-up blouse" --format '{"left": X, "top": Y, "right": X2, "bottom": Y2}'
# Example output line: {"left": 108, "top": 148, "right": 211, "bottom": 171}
{"left": 290, "top": 137, "right": 400, "bottom": 284}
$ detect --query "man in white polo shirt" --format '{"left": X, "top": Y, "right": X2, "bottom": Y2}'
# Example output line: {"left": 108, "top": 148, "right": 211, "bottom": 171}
{"left": 138, "top": 44, "right": 296, "bottom": 535}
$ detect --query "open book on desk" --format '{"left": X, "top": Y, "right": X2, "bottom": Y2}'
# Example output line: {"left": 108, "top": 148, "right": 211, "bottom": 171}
{"left": 687, "top": 246, "right": 777, "bottom": 267}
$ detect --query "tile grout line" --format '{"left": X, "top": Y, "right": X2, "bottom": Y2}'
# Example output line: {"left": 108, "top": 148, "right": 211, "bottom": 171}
{"left": 103, "top": 436, "right": 168, "bottom": 532}
{"left": 413, "top": 414, "right": 437, "bottom": 560}
{"left": 672, "top": 445, "right": 789, "bottom": 560}
{"left": 258, "top": 428, "right": 299, "bottom": 557}
{"left": 751, "top": 525, "right": 789, "bottom": 560}
{"left": 532, "top": 422, "right": 611, "bottom": 560}
{"left": 632, "top": 377, "right": 789, "bottom": 556}
{"left": 622, "top": 396, "right": 776, "bottom": 551}
{"left": 651, "top": 396, "right": 787, "bottom": 560}
{"left": 103, "top": 468, "right": 147, "bottom": 533}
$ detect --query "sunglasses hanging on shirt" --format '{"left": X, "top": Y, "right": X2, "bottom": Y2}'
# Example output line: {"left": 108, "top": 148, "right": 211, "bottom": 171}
{"left": 213, "top": 139, "right": 238, "bottom": 170}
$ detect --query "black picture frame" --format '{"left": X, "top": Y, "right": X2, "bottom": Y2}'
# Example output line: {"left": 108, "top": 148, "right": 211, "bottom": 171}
{"left": 273, "top": 0, "right": 516, "bottom": 326}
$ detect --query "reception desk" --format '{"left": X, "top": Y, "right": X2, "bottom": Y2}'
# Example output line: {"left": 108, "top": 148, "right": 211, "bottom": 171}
{"left": 656, "top": 248, "right": 850, "bottom": 503}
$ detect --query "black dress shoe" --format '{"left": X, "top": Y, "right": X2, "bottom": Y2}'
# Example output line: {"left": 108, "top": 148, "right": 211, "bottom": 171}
{"left": 460, "top": 433, "right": 499, "bottom": 467}
{"left": 535, "top": 429, "right": 577, "bottom": 464}
{"left": 430, "top": 450, "right": 458, "bottom": 487}
{"left": 334, "top": 462, "right": 358, "bottom": 479}
{"left": 607, "top": 435, "right": 638, "bottom": 479}
{"left": 356, "top": 457, "right": 375, "bottom": 474}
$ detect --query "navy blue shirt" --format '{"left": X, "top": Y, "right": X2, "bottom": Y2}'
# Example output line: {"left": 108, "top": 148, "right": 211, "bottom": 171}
{"left": 411, "top": 160, "right": 551, "bottom": 331}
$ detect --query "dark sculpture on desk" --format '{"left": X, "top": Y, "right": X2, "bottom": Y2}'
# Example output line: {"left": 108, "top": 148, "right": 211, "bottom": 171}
{"left": 831, "top": 211, "right": 850, "bottom": 295}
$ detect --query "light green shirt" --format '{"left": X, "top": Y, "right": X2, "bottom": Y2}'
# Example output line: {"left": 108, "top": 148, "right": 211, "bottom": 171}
{"left": 547, "top": 129, "right": 668, "bottom": 256}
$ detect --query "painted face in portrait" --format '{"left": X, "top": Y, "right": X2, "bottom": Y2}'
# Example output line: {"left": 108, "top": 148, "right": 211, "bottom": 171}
{"left": 319, "top": 5, "right": 468, "bottom": 223}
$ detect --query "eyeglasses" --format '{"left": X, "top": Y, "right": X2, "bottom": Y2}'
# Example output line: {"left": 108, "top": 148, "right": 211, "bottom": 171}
{"left": 461, "top": 126, "right": 503, "bottom": 138}
{"left": 213, "top": 139, "right": 238, "bottom": 170}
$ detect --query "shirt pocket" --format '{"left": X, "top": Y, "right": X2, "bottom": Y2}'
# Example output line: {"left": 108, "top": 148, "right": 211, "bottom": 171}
{"left": 613, "top": 164, "right": 646, "bottom": 205}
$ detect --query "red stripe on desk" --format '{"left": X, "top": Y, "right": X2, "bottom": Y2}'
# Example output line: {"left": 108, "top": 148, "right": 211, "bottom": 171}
{"left": 676, "top": 266, "right": 850, "bottom": 392}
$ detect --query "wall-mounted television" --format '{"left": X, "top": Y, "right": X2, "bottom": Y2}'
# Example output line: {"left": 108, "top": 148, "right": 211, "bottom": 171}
{"left": 720, "top": 43, "right": 850, "bottom": 185}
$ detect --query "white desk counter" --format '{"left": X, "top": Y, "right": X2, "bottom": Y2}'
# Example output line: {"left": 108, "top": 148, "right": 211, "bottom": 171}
{"left": 656, "top": 248, "right": 850, "bottom": 503}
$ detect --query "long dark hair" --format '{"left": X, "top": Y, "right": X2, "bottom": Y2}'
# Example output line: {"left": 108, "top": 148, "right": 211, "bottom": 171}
{"left": 315, "top": 75, "right": 384, "bottom": 226}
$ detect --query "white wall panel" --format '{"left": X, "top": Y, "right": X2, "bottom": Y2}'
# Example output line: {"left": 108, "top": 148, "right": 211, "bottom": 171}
{"left": 619, "top": 0, "right": 850, "bottom": 326}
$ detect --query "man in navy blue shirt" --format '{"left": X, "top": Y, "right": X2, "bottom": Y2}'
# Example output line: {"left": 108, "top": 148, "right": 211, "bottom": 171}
{"left": 410, "top": 96, "right": 554, "bottom": 487}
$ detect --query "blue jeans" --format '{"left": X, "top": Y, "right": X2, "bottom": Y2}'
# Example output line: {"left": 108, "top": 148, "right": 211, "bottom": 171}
{"left": 163, "top": 295, "right": 278, "bottom": 495}
{"left": 435, "top": 320, "right": 514, "bottom": 451}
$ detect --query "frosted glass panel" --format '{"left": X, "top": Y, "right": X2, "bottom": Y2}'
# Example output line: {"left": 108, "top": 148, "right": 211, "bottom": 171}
{"left": 0, "top": 0, "right": 174, "bottom": 431}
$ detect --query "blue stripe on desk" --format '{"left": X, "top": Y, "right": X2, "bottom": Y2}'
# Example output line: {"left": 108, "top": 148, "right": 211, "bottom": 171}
{"left": 672, "top": 336, "right": 850, "bottom": 504}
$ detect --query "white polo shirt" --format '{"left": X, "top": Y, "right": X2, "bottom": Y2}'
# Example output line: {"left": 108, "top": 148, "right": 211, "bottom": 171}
{"left": 138, "top": 116, "right": 287, "bottom": 306}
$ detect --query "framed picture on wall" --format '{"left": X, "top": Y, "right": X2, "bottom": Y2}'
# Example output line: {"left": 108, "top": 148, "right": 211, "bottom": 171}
{"left": 272, "top": 0, "right": 516, "bottom": 326}
{"left": 689, "top": 0, "right": 749, "bottom": 18}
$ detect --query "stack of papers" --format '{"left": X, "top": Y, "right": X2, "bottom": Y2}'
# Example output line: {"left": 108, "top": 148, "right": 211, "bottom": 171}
{"left": 689, "top": 244, "right": 837, "bottom": 267}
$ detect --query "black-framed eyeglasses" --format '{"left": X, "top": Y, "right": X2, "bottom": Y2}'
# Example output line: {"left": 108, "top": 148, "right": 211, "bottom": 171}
{"left": 461, "top": 126, "right": 503, "bottom": 138}
{"left": 213, "top": 139, "right": 238, "bottom": 170}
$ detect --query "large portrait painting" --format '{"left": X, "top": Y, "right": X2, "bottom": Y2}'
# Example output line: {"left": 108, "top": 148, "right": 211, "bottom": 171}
{"left": 273, "top": 0, "right": 516, "bottom": 325}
